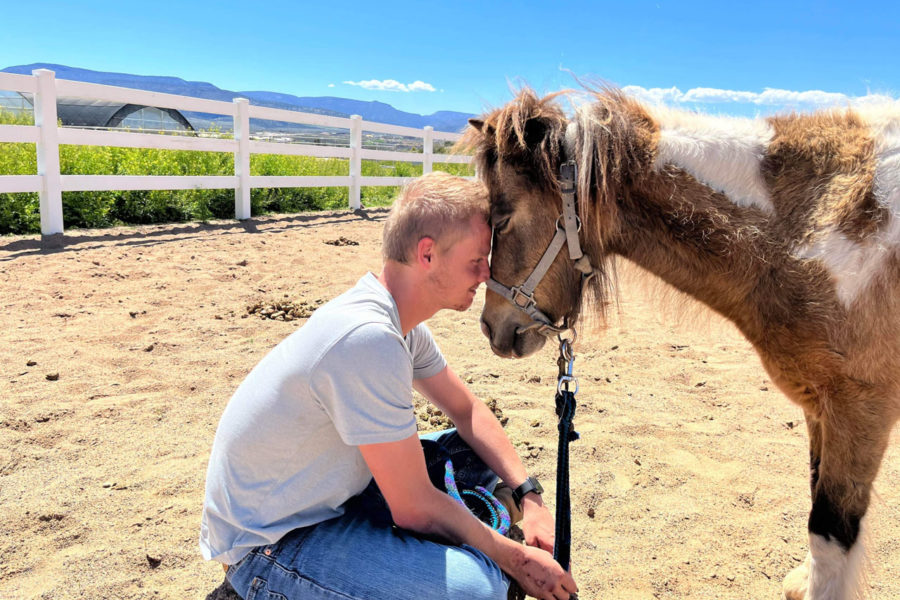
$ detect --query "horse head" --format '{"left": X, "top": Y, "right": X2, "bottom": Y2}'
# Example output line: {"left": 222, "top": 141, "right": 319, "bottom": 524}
{"left": 463, "top": 90, "right": 597, "bottom": 357}
{"left": 464, "top": 87, "right": 656, "bottom": 357}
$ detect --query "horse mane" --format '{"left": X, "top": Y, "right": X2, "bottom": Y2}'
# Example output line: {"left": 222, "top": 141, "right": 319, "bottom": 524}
{"left": 460, "top": 87, "right": 570, "bottom": 192}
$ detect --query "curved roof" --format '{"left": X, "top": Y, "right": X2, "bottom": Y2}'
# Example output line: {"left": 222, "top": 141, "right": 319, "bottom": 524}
{"left": 13, "top": 93, "right": 194, "bottom": 130}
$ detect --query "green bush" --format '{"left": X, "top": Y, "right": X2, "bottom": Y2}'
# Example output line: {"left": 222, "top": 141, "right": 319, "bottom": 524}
{"left": 0, "top": 109, "right": 39, "bottom": 234}
{"left": 0, "top": 118, "right": 475, "bottom": 235}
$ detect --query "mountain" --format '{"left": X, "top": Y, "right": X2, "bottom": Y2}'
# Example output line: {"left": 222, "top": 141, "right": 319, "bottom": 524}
{"left": 1, "top": 63, "right": 474, "bottom": 133}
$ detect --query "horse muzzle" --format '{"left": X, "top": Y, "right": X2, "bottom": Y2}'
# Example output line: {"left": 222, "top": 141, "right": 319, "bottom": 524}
{"left": 480, "top": 313, "right": 548, "bottom": 358}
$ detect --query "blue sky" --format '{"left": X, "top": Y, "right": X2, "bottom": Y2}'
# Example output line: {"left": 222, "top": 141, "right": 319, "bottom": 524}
{"left": 3, "top": 0, "right": 897, "bottom": 118}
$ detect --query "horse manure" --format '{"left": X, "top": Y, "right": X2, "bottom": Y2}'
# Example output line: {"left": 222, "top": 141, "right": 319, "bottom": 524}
{"left": 246, "top": 298, "right": 325, "bottom": 321}
{"left": 324, "top": 236, "right": 359, "bottom": 247}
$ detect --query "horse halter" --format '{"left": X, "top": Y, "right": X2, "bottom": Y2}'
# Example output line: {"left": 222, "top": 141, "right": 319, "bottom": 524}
{"left": 485, "top": 157, "right": 595, "bottom": 338}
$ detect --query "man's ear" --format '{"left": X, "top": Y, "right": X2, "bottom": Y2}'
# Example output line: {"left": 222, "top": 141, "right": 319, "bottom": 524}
{"left": 416, "top": 237, "right": 436, "bottom": 269}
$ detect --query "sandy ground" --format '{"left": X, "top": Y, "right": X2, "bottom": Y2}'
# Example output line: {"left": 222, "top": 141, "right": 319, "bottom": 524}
{"left": 1, "top": 208, "right": 898, "bottom": 600}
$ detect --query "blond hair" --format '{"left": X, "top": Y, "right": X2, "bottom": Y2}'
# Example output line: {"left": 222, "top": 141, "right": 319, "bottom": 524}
{"left": 382, "top": 171, "right": 490, "bottom": 264}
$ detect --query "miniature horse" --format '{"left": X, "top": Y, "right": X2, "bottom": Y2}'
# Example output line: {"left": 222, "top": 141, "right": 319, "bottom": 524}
{"left": 464, "top": 88, "right": 900, "bottom": 599}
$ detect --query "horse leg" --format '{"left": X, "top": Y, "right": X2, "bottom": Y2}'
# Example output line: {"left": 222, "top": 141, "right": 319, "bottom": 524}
{"left": 783, "top": 386, "right": 895, "bottom": 600}
{"left": 782, "top": 416, "right": 824, "bottom": 600}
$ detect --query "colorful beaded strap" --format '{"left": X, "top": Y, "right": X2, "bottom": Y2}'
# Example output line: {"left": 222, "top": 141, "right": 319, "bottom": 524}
{"left": 443, "top": 460, "right": 511, "bottom": 535}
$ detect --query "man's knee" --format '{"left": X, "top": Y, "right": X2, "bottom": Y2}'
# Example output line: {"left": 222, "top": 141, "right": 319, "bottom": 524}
{"left": 445, "top": 545, "right": 509, "bottom": 600}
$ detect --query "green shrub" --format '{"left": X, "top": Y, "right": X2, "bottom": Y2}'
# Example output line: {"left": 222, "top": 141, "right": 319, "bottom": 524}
{"left": 0, "top": 122, "right": 474, "bottom": 235}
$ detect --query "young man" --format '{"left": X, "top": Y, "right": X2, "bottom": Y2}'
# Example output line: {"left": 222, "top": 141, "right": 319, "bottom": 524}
{"left": 200, "top": 172, "right": 578, "bottom": 600}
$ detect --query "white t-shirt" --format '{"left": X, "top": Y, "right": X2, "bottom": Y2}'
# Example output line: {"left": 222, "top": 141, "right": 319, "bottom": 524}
{"left": 199, "top": 273, "right": 447, "bottom": 564}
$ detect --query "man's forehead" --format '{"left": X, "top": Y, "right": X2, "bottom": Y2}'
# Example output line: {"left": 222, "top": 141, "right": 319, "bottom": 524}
{"left": 471, "top": 217, "right": 491, "bottom": 253}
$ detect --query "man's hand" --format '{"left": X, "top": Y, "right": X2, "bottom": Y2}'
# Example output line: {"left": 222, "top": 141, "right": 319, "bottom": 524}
{"left": 520, "top": 493, "right": 556, "bottom": 553}
{"left": 505, "top": 544, "right": 578, "bottom": 600}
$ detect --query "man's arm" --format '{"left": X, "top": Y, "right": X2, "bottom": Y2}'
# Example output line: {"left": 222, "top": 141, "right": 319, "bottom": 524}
{"left": 359, "top": 434, "right": 577, "bottom": 600}
{"left": 413, "top": 365, "right": 556, "bottom": 553}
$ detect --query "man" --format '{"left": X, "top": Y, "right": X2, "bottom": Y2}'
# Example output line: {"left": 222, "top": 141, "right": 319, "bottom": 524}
{"left": 200, "top": 172, "right": 578, "bottom": 600}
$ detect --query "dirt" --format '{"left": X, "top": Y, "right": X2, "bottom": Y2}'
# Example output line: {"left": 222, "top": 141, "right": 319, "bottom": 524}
{"left": 1, "top": 208, "right": 898, "bottom": 599}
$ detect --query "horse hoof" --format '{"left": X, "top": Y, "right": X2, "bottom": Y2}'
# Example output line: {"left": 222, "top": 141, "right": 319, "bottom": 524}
{"left": 782, "top": 554, "right": 810, "bottom": 600}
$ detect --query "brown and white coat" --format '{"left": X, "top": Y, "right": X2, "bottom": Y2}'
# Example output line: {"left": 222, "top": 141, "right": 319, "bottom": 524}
{"left": 466, "top": 89, "right": 900, "bottom": 600}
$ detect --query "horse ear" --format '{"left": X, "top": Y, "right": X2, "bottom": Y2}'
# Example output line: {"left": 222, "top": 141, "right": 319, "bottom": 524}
{"left": 468, "top": 118, "right": 485, "bottom": 132}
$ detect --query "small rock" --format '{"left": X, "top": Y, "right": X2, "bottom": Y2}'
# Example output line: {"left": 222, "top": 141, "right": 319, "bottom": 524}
{"left": 103, "top": 482, "right": 116, "bottom": 488}
{"left": 26, "top": 360, "right": 37, "bottom": 366}
{"left": 46, "top": 372, "right": 59, "bottom": 381}
{"left": 634, "top": 458, "right": 642, "bottom": 466}
{"left": 144, "top": 344, "right": 155, "bottom": 352}
{"left": 587, "top": 508, "right": 595, "bottom": 518}
{"left": 236, "top": 260, "right": 248, "bottom": 267}
{"left": 146, "top": 554, "right": 162, "bottom": 569}
{"left": 530, "top": 420, "right": 541, "bottom": 427}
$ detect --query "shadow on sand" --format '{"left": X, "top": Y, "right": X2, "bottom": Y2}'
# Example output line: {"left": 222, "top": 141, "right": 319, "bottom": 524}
{"left": 0, "top": 208, "right": 389, "bottom": 262}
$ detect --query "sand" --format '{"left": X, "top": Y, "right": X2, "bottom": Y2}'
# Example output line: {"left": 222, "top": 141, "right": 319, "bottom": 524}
{"left": 1, "top": 209, "right": 898, "bottom": 599}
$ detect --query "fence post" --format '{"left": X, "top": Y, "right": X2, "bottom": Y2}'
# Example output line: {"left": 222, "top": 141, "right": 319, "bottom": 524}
{"left": 33, "top": 69, "right": 63, "bottom": 235}
{"left": 423, "top": 126, "right": 434, "bottom": 175}
{"left": 349, "top": 115, "right": 362, "bottom": 209}
{"left": 233, "top": 98, "right": 251, "bottom": 220}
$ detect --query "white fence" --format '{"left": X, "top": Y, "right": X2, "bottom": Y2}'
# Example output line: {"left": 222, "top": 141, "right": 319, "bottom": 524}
{"left": 0, "top": 69, "right": 472, "bottom": 235}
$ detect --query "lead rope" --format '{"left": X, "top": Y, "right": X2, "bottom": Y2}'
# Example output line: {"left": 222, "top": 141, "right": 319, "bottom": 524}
{"left": 553, "top": 331, "right": 579, "bottom": 581}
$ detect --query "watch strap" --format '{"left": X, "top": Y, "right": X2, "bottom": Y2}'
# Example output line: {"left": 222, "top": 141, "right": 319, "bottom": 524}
{"left": 511, "top": 476, "right": 543, "bottom": 508}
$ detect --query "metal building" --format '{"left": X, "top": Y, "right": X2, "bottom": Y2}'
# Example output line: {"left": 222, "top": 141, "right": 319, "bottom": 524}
{"left": 0, "top": 91, "right": 194, "bottom": 132}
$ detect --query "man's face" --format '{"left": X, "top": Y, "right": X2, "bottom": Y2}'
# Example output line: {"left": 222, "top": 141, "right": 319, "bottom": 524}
{"left": 428, "top": 215, "right": 492, "bottom": 312}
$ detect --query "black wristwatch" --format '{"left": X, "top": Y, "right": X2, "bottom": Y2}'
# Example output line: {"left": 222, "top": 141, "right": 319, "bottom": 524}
{"left": 511, "top": 476, "right": 544, "bottom": 508}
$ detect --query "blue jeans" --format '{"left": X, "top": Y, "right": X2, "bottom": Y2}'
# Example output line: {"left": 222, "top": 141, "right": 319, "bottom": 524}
{"left": 225, "top": 429, "right": 510, "bottom": 599}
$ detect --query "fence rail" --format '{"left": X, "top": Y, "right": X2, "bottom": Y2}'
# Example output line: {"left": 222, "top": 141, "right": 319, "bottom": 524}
{"left": 0, "top": 69, "right": 472, "bottom": 235}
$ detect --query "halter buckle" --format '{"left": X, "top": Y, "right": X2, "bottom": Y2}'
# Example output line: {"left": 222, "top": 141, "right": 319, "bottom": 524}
{"left": 511, "top": 286, "right": 536, "bottom": 309}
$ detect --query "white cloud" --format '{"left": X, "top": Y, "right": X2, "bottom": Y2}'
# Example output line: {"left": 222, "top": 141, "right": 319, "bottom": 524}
{"left": 407, "top": 80, "right": 436, "bottom": 92}
{"left": 328, "top": 83, "right": 335, "bottom": 88}
{"left": 621, "top": 84, "right": 897, "bottom": 112}
{"left": 343, "top": 79, "right": 436, "bottom": 93}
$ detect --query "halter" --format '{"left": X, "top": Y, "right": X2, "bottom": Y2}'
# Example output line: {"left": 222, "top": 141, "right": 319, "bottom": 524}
{"left": 485, "top": 156, "right": 595, "bottom": 337}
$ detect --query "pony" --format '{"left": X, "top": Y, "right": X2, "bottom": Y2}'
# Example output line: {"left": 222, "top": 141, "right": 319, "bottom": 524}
{"left": 463, "top": 88, "right": 900, "bottom": 600}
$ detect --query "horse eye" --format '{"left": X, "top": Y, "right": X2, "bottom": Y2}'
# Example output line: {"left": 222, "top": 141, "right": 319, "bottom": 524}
{"left": 493, "top": 217, "right": 511, "bottom": 233}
